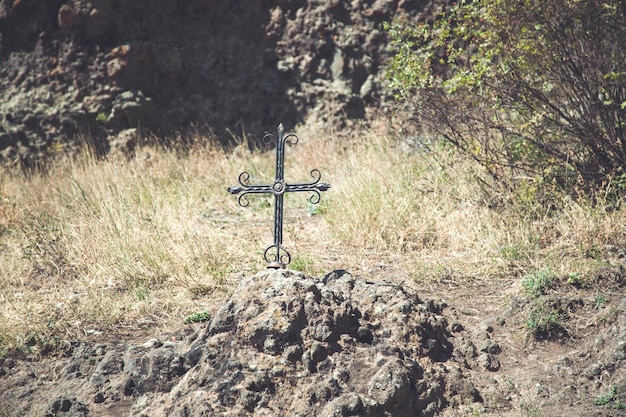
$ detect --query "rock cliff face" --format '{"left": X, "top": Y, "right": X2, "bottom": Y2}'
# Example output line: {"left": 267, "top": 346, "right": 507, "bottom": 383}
{"left": 0, "top": 0, "right": 441, "bottom": 166}
{"left": 0, "top": 270, "right": 487, "bottom": 417}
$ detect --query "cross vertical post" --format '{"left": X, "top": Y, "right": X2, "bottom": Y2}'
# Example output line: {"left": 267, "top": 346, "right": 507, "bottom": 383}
{"left": 227, "top": 123, "right": 331, "bottom": 269}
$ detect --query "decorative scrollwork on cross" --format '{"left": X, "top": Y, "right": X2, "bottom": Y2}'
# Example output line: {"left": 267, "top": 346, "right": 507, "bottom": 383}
{"left": 228, "top": 123, "right": 330, "bottom": 269}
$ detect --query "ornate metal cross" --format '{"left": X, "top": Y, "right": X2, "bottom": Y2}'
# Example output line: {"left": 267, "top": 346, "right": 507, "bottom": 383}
{"left": 228, "top": 123, "right": 331, "bottom": 269}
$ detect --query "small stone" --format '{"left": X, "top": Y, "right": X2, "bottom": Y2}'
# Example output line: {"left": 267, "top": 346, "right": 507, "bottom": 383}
{"left": 367, "top": 360, "right": 412, "bottom": 408}
{"left": 57, "top": 4, "right": 74, "bottom": 30}
{"left": 479, "top": 339, "right": 501, "bottom": 355}
{"left": 309, "top": 341, "right": 327, "bottom": 364}
{"left": 478, "top": 353, "right": 500, "bottom": 371}
{"left": 143, "top": 338, "right": 162, "bottom": 349}
{"left": 282, "top": 345, "right": 303, "bottom": 363}
{"left": 106, "top": 58, "right": 127, "bottom": 78}
{"left": 450, "top": 321, "right": 464, "bottom": 332}
{"left": 90, "top": 373, "right": 108, "bottom": 389}
{"left": 356, "top": 326, "right": 373, "bottom": 344}
{"left": 240, "top": 390, "right": 261, "bottom": 412}
{"left": 263, "top": 336, "right": 277, "bottom": 353}
{"left": 320, "top": 393, "right": 363, "bottom": 417}
{"left": 51, "top": 398, "right": 72, "bottom": 413}
{"left": 123, "top": 378, "right": 136, "bottom": 396}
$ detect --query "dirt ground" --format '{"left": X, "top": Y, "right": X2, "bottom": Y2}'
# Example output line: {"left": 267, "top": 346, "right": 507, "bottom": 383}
{"left": 1, "top": 212, "right": 626, "bottom": 417}
{"left": 274, "top": 215, "right": 626, "bottom": 416}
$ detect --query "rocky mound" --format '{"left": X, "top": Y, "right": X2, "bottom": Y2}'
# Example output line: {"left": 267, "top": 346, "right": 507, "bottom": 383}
{"left": 0, "top": 269, "right": 491, "bottom": 417}
{"left": 0, "top": 0, "right": 443, "bottom": 166}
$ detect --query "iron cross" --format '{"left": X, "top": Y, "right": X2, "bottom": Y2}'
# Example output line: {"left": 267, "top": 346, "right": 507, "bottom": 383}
{"left": 228, "top": 123, "right": 331, "bottom": 269}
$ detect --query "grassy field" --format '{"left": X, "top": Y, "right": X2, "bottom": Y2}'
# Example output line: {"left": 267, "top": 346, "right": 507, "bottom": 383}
{"left": 1, "top": 121, "right": 625, "bottom": 357}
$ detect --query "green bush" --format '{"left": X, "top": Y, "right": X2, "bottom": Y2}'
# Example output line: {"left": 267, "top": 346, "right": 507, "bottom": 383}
{"left": 183, "top": 311, "right": 211, "bottom": 324}
{"left": 385, "top": 0, "right": 626, "bottom": 197}
{"left": 595, "top": 385, "right": 626, "bottom": 410}
{"left": 526, "top": 299, "right": 566, "bottom": 339}
{"left": 521, "top": 269, "right": 556, "bottom": 298}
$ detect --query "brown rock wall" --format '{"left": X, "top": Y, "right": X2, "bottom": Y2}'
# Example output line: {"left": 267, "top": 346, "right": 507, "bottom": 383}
{"left": 0, "top": 0, "right": 437, "bottom": 166}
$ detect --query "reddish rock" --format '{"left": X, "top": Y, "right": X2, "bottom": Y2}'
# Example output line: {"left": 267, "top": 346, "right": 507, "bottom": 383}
{"left": 106, "top": 58, "right": 127, "bottom": 79}
{"left": 57, "top": 4, "right": 74, "bottom": 30}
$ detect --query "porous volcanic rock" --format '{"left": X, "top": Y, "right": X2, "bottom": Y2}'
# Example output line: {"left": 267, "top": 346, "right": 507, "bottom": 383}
{"left": 0, "top": 0, "right": 446, "bottom": 166}
{"left": 0, "top": 269, "right": 485, "bottom": 417}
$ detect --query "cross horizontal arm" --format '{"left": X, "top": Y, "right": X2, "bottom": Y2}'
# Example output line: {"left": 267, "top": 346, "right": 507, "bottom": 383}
{"left": 285, "top": 183, "right": 331, "bottom": 193}
{"left": 227, "top": 171, "right": 276, "bottom": 207}
{"left": 283, "top": 168, "right": 330, "bottom": 203}
{"left": 227, "top": 185, "right": 273, "bottom": 195}
{"left": 284, "top": 182, "right": 331, "bottom": 204}
{"left": 228, "top": 185, "right": 274, "bottom": 207}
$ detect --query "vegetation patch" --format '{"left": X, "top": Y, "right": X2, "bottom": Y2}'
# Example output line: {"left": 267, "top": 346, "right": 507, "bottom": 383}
{"left": 525, "top": 298, "right": 569, "bottom": 340}
{"left": 521, "top": 269, "right": 556, "bottom": 299}
{"left": 1, "top": 124, "right": 624, "bottom": 356}
{"left": 183, "top": 311, "right": 211, "bottom": 325}
{"left": 385, "top": 0, "right": 626, "bottom": 198}
{"left": 595, "top": 385, "right": 626, "bottom": 410}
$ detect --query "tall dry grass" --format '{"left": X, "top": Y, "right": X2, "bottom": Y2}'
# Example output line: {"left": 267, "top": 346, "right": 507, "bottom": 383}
{"left": 0, "top": 141, "right": 257, "bottom": 355}
{"left": 1, "top": 122, "right": 625, "bottom": 356}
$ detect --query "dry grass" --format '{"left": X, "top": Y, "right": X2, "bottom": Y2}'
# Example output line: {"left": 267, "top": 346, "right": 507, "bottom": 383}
{"left": 1, "top": 121, "right": 625, "bottom": 357}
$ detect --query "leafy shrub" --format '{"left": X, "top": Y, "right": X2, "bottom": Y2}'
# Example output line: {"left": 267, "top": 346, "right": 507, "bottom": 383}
{"left": 183, "top": 311, "right": 211, "bottom": 324}
{"left": 520, "top": 270, "right": 572, "bottom": 340}
{"left": 595, "top": 385, "right": 626, "bottom": 410}
{"left": 526, "top": 299, "right": 566, "bottom": 339}
{"left": 521, "top": 269, "right": 556, "bottom": 298}
{"left": 385, "top": 0, "right": 626, "bottom": 197}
